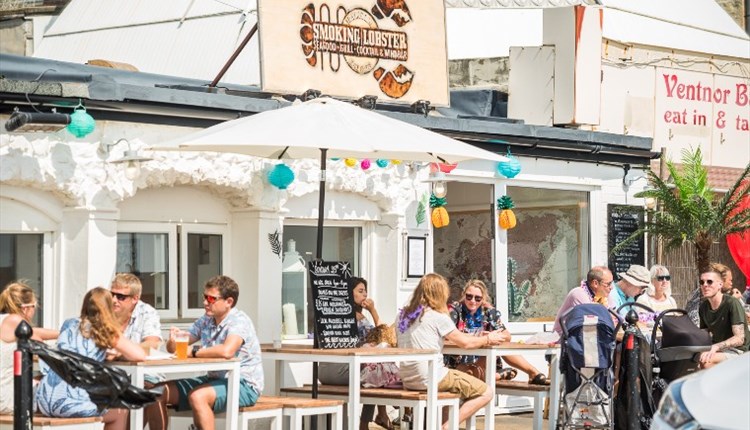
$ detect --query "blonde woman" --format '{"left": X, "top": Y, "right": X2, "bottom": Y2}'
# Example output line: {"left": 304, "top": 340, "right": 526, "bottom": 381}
{"left": 636, "top": 265, "right": 678, "bottom": 313}
{"left": 0, "top": 281, "right": 59, "bottom": 414}
{"left": 447, "top": 279, "right": 549, "bottom": 385}
{"left": 396, "top": 273, "right": 506, "bottom": 430}
{"left": 36, "top": 287, "right": 146, "bottom": 430}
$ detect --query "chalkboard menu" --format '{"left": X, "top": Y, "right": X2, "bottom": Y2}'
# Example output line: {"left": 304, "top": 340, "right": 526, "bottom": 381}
{"left": 608, "top": 204, "right": 645, "bottom": 276}
{"left": 308, "top": 260, "right": 357, "bottom": 349}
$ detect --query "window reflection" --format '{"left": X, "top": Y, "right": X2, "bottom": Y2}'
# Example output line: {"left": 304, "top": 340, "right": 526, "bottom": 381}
{"left": 187, "top": 233, "right": 222, "bottom": 309}
{"left": 0, "top": 234, "right": 44, "bottom": 326}
{"left": 116, "top": 233, "right": 169, "bottom": 309}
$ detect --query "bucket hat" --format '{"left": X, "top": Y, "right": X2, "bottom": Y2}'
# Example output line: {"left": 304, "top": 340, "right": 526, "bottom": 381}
{"left": 618, "top": 265, "right": 651, "bottom": 288}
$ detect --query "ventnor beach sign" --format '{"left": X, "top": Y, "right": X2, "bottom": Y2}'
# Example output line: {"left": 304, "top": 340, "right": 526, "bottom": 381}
{"left": 258, "top": 0, "right": 449, "bottom": 106}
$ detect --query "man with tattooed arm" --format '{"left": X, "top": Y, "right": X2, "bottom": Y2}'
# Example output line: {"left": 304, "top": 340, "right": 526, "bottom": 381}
{"left": 698, "top": 267, "right": 750, "bottom": 368}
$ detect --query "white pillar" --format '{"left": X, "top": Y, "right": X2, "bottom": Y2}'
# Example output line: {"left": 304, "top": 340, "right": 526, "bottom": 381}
{"left": 59, "top": 207, "right": 119, "bottom": 325}
{"left": 370, "top": 213, "right": 404, "bottom": 325}
{"left": 230, "top": 209, "right": 283, "bottom": 393}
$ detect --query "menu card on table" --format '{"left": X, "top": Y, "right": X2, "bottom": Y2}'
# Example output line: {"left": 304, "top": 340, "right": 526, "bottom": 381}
{"left": 308, "top": 260, "right": 357, "bottom": 349}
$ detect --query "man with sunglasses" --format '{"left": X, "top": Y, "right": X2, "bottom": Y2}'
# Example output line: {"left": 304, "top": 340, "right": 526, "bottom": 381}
{"left": 146, "top": 275, "right": 263, "bottom": 430}
{"left": 697, "top": 268, "right": 750, "bottom": 368}
{"left": 608, "top": 265, "right": 651, "bottom": 317}
{"left": 553, "top": 266, "right": 614, "bottom": 335}
{"left": 110, "top": 273, "right": 162, "bottom": 354}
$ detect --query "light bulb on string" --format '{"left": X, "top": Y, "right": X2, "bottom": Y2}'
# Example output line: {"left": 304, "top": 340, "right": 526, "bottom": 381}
{"left": 433, "top": 181, "right": 447, "bottom": 198}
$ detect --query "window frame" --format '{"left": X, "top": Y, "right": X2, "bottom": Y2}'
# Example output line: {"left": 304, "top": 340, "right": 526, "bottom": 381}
{"left": 117, "top": 222, "right": 179, "bottom": 320}
{"left": 179, "top": 223, "right": 230, "bottom": 319}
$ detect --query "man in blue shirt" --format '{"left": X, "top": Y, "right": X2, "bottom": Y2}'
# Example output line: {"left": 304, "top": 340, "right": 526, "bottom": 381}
{"left": 145, "top": 275, "right": 263, "bottom": 430}
{"left": 609, "top": 265, "right": 651, "bottom": 316}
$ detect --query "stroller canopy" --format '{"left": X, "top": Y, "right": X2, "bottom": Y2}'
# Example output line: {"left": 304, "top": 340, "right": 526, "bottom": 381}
{"left": 562, "top": 304, "right": 617, "bottom": 370}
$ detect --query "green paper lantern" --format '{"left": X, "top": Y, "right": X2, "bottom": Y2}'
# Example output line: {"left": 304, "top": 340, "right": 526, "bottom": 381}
{"left": 376, "top": 159, "right": 389, "bottom": 168}
{"left": 497, "top": 150, "right": 521, "bottom": 178}
{"left": 268, "top": 164, "right": 295, "bottom": 189}
{"left": 66, "top": 107, "right": 96, "bottom": 138}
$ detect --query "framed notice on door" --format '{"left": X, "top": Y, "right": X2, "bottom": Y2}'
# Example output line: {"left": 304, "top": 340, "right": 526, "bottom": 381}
{"left": 406, "top": 236, "right": 426, "bottom": 278}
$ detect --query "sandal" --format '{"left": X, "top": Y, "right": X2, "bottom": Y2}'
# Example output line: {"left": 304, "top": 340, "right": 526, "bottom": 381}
{"left": 374, "top": 415, "right": 394, "bottom": 430}
{"left": 496, "top": 367, "right": 518, "bottom": 381}
{"left": 530, "top": 373, "right": 550, "bottom": 385}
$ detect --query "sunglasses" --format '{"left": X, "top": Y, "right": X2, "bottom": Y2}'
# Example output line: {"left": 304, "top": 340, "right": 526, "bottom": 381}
{"left": 465, "top": 294, "right": 483, "bottom": 303}
{"left": 656, "top": 275, "right": 671, "bottom": 281}
{"left": 110, "top": 292, "right": 132, "bottom": 301}
{"left": 699, "top": 279, "right": 715, "bottom": 286}
{"left": 203, "top": 293, "right": 223, "bottom": 305}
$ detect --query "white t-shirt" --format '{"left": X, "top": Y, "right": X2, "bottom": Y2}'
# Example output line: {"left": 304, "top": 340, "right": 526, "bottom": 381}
{"left": 397, "top": 308, "right": 456, "bottom": 390}
{"left": 636, "top": 293, "right": 677, "bottom": 314}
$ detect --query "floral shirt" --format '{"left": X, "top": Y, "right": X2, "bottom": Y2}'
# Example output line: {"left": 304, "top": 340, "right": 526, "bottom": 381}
{"left": 446, "top": 301, "right": 507, "bottom": 369}
{"left": 123, "top": 300, "right": 162, "bottom": 344}
{"left": 188, "top": 308, "right": 264, "bottom": 393}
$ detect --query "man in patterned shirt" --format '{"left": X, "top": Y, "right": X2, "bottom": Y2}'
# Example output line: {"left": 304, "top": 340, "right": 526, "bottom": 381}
{"left": 145, "top": 275, "right": 263, "bottom": 430}
{"left": 110, "top": 273, "right": 162, "bottom": 352}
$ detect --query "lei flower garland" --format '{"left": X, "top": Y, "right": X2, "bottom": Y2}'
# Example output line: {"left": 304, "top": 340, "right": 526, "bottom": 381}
{"left": 397, "top": 304, "right": 424, "bottom": 333}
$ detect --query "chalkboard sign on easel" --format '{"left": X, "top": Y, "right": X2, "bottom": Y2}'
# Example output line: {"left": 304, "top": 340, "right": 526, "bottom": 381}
{"left": 308, "top": 260, "right": 357, "bottom": 349}
{"left": 608, "top": 204, "right": 645, "bottom": 276}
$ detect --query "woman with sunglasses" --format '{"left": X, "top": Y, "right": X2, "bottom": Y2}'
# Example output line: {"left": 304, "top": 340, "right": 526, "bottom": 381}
{"left": 447, "top": 279, "right": 549, "bottom": 386}
{"left": 0, "top": 281, "right": 59, "bottom": 414}
{"left": 36, "top": 287, "right": 145, "bottom": 429}
{"left": 636, "top": 265, "right": 677, "bottom": 313}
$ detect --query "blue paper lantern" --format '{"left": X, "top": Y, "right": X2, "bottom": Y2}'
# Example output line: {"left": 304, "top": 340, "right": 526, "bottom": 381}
{"left": 376, "top": 159, "right": 389, "bottom": 168}
{"left": 497, "top": 151, "right": 522, "bottom": 178}
{"left": 66, "top": 107, "right": 96, "bottom": 138}
{"left": 268, "top": 164, "right": 295, "bottom": 189}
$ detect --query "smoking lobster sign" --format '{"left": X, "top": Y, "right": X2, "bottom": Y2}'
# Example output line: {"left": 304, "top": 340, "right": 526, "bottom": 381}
{"left": 258, "top": 0, "right": 450, "bottom": 106}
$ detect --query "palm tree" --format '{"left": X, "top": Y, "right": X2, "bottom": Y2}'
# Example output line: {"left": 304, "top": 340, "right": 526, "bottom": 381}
{"left": 616, "top": 148, "right": 750, "bottom": 275}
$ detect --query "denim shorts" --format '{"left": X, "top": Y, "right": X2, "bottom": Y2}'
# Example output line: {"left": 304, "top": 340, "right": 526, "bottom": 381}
{"left": 174, "top": 376, "right": 259, "bottom": 413}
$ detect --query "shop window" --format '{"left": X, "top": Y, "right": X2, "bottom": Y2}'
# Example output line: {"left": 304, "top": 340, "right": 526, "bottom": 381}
{"left": 506, "top": 187, "right": 590, "bottom": 322}
{"left": 117, "top": 223, "right": 227, "bottom": 320}
{"left": 280, "top": 225, "right": 361, "bottom": 339}
{"left": 0, "top": 234, "right": 44, "bottom": 326}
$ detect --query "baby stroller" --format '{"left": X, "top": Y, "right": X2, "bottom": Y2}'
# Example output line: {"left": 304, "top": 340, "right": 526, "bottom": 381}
{"left": 558, "top": 304, "right": 619, "bottom": 430}
{"left": 649, "top": 308, "right": 712, "bottom": 402}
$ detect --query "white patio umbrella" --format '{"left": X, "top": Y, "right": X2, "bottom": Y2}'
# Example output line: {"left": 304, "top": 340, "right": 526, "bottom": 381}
{"left": 152, "top": 97, "right": 509, "bottom": 164}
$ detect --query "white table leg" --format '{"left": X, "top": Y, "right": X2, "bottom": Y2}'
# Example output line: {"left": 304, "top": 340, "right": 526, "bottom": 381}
{"left": 226, "top": 361, "right": 240, "bottom": 430}
{"left": 348, "top": 356, "right": 361, "bottom": 430}
{"left": 129, "top": 367, "right": 144, "bottom": 430}
{"left": 484, "top": 349, "right": 497, "bottom": 430}
{"left": 547, "top": 351, "right": 560, "bottom": 430}
{"left": 426, "top": 354, "right": 439, "bottom": 430}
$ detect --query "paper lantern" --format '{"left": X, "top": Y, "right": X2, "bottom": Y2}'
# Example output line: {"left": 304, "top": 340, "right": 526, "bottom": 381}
{"left": 66, "top": 107, "right": 96, "bottom": 138}
{"left": 391, "top": 159, "right": 402, "bottom": 165}
{"left": 344, "top": 158, "right": 357, "bottom": 167}
{"left": 497, "top": 195, "right": 517, "bottom": 230}
{"left": 376, "top": 159, "right": 389, "bottom": 168}
{"left": 268, "top": 164, "right": 295, "bottom": 189}
{"left": 497, "top": 150, "right": 521, "bottom": 178}
{"left": 430, "top": 194, "right": 449, "bottom": 228}
{"left": 361, "top": 159, "right": 371, "bottom": 170}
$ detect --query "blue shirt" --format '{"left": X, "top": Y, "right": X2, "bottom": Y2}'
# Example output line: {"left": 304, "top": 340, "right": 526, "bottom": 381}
{"left": 188, "top": 308, "right": 264, "bottom": 392}
{"left": 608, "top": 283, "right": 634, "bottom": 317}
{"left": 36, "top": 318, "right": 105, "bottom": 417}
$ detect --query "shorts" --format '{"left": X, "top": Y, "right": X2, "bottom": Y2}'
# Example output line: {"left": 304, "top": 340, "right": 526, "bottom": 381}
{"left": 437, "top": 369, "right": 487, "bottom": 401}
{"left": 174, "top": 376, "right": 259, "bottom": 413}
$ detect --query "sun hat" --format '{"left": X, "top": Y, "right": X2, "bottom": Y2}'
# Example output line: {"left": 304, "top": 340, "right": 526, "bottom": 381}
{"left": 618, "top": 265, "right": 651, "bottom": 288}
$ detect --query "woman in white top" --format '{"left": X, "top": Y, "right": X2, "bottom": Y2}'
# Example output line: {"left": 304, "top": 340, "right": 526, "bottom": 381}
{"left": 636, "top": 265, "right": 678, "bottom": 314}
{"left": 0, "top": 281, "right": 59, "bottom": 413}
{"left": 396, "top": 273, "right": 506, "bottom": 430}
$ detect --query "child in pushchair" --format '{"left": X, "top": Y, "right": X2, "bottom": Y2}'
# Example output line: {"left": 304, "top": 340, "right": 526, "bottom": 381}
{"left": 558, "top": 303, "right": 618, "bottom": 429}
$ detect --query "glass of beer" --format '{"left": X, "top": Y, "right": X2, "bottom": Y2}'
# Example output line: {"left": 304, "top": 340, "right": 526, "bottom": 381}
{"left": 175, "top": 332, "right": 190, "bottom": 359}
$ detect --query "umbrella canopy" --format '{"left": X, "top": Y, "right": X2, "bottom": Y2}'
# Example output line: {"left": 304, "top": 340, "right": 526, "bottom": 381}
{"left": 150, "top": 97, "right": 508, "bottom": 164}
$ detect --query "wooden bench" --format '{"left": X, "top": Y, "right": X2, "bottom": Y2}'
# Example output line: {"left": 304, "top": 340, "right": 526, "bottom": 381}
{"left": 280, "top": 385, "right": 463, "bottom": 430}
{"left": 256, "top": 395, "right": 344, "bottom": 430}
{"left": 238, "top": 401, "right": 284, "bottom": 430}
{"left": 0, "top": 415, "right": 103, "bottom": 430}
{"left": 495, "top": 380, "right": 550, "bottom": 430}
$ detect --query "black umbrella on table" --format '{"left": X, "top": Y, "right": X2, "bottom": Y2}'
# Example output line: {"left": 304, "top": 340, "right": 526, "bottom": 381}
{"left": 28, "top": 339, "right": 163, "bottom": 411}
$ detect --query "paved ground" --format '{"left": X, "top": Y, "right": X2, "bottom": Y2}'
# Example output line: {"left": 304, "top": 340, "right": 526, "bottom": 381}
{"left": 368, "top": 412, "right": 539, "bottom": 429}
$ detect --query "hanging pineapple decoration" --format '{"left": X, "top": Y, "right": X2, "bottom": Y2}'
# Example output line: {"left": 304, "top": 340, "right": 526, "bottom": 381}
{"left": 430, "top": 194, "right": 449, "bottom": 228}
{"left": 497, "top": 195, "right": 517, "bottom": 230}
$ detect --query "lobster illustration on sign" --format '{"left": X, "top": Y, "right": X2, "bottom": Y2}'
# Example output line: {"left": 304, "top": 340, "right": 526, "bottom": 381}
{"left": 299, "top": 1, "right": 415, "bottom": 100}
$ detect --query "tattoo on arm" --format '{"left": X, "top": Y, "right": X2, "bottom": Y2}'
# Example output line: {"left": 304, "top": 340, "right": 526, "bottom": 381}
{"left": 721, "top": 324, "right": 745, "bottom": 349}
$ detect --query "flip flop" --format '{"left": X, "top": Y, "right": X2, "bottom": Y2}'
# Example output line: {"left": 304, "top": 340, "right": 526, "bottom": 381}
{"left": 530, "top": 373, "right": 551, "bottom": 385}
{"left": 374, "top": 416, "right": 394, "bottom": 430}
{"left": 496, "top": 367, "right": 518, "bottom": 381}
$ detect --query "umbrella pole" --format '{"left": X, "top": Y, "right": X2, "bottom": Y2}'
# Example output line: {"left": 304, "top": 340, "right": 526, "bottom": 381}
{"left": 311, "top": 149, "right": 328, "bottom": 416}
